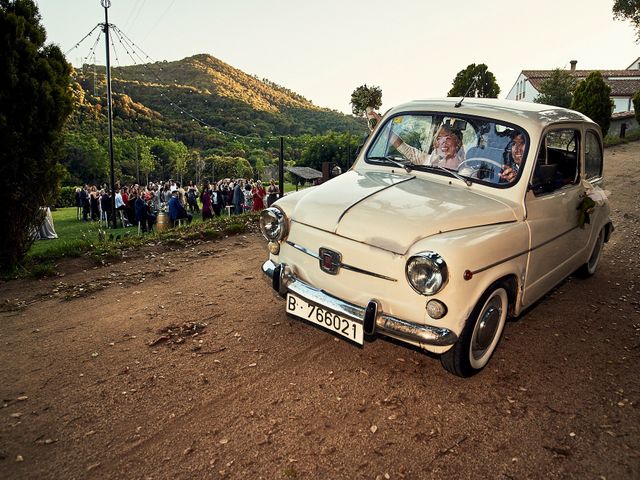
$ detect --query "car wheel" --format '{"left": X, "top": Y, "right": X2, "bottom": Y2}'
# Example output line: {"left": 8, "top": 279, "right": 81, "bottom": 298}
{"left": 577, "top": 227, "right": 605, "bottom": 277}
{"left": 441, "top": 284, "right": 509, "bottom": 377}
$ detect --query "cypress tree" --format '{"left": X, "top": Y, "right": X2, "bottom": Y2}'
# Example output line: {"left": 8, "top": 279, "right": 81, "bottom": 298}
{"left": 571, "top": 72, "right": 613, "bottom": 136}
{"left": 0, "top": 0, "right": 73, "bottom": 269}
{"left": 633, "top": 90, "right": 640, "bottom": 125}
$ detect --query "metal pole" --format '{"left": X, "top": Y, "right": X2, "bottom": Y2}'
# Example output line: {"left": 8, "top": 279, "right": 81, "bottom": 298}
{"left": 135, "top": 141, "right": 139, "bottom": 184}
{"left": 278, "top": 136, "right": 284, "bottom": 198}
{"left": 102, "top": 0, "right": 117, "bottom": 229}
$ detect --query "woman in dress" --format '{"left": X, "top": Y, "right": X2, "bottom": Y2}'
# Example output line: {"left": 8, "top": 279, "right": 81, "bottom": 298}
{"left": 367, "top": 111, "right": 465, "bottom": 170}
{"left": 200, "top": 183, "right": 213, "bottom": 220}
{"left": 243, "top": 181, "right": 253, "bottom": 212}
{"left": 266, "top": 179, "right": 279, "bottom": 207}
{"left": 252, "top": 180, "right": 266, "bottom": 211}
{"left": 89, "top": 185, "right": 100, "bottom": 221}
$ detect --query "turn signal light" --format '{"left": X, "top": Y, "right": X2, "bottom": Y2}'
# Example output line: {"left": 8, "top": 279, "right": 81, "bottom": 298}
{"left": 268, "top": 241, "right": 280, "bottom": 255}
{"left": 426, "top": 300, "right": 447, "bottom": 319}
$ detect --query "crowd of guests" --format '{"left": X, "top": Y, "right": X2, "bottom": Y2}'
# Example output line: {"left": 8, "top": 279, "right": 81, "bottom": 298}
{"left": 75, "top": 178, "right": 280, "bottom": 232}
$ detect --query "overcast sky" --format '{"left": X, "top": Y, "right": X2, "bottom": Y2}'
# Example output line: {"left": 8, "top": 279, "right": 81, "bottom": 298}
{"left": 37, "top": 0, "right": 639, "bottom": 115}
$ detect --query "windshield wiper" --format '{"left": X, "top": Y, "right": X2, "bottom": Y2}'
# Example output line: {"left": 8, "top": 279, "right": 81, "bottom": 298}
{"left": 424, "top": 164, "right": 472, "bottom": 187}
{"left": 367, "top": 156, "right": 413, "bottom": 173}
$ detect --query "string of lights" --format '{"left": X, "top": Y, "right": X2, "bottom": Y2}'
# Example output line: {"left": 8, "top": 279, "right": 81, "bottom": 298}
{"left": 63, "top": 20, "right": 356, "bottom": 153}
{"left": 108, "top": 26, "right": 121, "bottom": 67}
{"left": 64, "top": 23, "right": 102, "bottom": 56}
{"left": 79, "top": 28, "right": 103, "bottom": 70}
{"left": 64, "top": 23, "right": 278, "bottom": 145}
{"left": 111, "top": 24, "right": 278, "bottom": 144}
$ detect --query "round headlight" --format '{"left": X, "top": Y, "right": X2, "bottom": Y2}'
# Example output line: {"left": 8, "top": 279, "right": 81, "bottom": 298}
{"left": 259, "top": 207, "right": 288, "bottom": 242}
{"left": 406, "top": 252, "right": 448, "bottom": 295}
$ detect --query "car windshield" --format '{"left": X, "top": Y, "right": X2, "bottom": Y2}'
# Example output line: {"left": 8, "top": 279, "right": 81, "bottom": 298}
{"left": 365, "top": 113, "right": 529, "bottom": 187}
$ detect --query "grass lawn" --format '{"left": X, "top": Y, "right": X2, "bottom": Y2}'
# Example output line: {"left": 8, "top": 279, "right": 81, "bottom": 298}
{"left": 28, "top": 206, "right": 206, "bottom": 259}
{"left": 29, "top": 207, "right": 132, "bottom": 258}
{"left": 2, "top": 181, "right": 315, "bottom": 279}
{"left": 21, "top": 184, "right": 312, "bottom": 275}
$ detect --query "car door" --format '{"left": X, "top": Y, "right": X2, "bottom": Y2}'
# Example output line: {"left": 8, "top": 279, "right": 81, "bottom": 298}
{"left": 522, "top": 126, "right": 594, "bottom": 306}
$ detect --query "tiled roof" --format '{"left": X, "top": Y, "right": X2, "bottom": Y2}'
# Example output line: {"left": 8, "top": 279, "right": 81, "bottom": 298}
{"left": 522, "top": 70, "right": 640, "bottom": 96}
{"left": 612, "top": 111, "right": 636, "bottom": 119}
{"left": 285, "top": 166, "right": 322, "bottom": 180}
{"left": 608, "top": 79, "right": 640, "bottom": 96}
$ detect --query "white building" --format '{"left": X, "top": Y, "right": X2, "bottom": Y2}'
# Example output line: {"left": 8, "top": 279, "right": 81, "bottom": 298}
{"left": 506, "top": 58, "right": 640, "bottom": 114}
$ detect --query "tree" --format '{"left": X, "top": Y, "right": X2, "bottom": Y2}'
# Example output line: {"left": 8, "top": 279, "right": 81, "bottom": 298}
{"left": 149, "top": 138, "right": 187, "bottom": 181}
{"left": 613, "top": 0, "right": 640, "bottom": 41}
{"left": 633, "top": 90, "right": 640, "bottom": 125}
{"left": 204, "top": 155, "right": 253, "bottom": 180}
{"left": 134, "top": 136, "right": 155, "bottom": 185}
{"left": 62, "top": 132, "right": 109, "bottom": 185}
{"left": 571, "top": 72, "right": 613, "bottom": 136}
{"left": 300, "top": 132, "right": 360, "bottom": 171}
{"left": 533, "top": 68, "right": 576, "bottom": 108}
{"left": 174, "top": 144, "right": 189, "bottom": 184}
{"left": 0, "top": 0, "right": 73, "bottom": 270}
{"left": 448, "top": 64, "right": 500, "bottom": 98}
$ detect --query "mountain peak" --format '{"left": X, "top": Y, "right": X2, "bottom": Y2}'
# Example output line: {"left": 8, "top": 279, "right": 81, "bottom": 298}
{"left": 113, "top": 53, "right": 315, "bottom": 113}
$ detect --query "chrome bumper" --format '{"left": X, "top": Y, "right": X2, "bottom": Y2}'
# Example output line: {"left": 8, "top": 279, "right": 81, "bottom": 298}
{"left": 262, "top": 259, "right": 457, "bottom": 347}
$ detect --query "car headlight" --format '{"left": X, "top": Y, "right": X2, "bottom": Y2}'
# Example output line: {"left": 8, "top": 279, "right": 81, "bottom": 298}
{"left": 406, "top": 252, "right": 448, "bottom": 295}
{"left": 259, "top": 207, "right": 288, "bottom": 242}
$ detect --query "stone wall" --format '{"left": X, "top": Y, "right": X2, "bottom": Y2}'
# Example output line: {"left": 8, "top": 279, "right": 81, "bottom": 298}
{"left": 610, "top": 114, "right": 639, "bottom": 138}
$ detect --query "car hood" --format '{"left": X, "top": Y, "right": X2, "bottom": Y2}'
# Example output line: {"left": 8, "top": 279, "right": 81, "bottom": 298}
{"left": 291, "top": 170, "right": 518, "bottom": 254}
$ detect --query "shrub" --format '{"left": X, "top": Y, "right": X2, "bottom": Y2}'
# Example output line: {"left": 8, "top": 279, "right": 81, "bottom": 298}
{"left": 55, "top": 186, "right": 79, "bottom": 208}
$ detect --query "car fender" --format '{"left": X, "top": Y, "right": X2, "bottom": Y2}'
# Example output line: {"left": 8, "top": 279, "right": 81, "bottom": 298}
{"left": 407, "top": 221, "right": 529, "bottom": 335}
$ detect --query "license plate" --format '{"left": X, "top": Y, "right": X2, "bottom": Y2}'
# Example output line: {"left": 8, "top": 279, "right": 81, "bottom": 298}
{"left": 286, "top": 293, "right": 364, "bottom": 345}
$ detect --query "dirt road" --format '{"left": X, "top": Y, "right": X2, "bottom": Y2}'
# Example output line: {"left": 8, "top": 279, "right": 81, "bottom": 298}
{"left": 1, "top": 143, "right": 639, "bottom": 479}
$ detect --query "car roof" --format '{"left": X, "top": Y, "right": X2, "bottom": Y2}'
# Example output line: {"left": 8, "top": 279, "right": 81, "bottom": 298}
{"left": 387, "top": 98, "right": 599, "bottom": 133}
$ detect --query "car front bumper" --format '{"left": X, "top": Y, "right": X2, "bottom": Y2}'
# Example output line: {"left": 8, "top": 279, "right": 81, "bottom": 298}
{"left": 262, "top": 259, "right": 458, "bottom": 347}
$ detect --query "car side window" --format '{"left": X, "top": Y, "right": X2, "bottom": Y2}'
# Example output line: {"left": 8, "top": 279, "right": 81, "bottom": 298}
{"left": 585, "top": 130, "right": 603, "bottom": 180}
{"left": 530, "top": 129, "right": 580, "bottom": 195}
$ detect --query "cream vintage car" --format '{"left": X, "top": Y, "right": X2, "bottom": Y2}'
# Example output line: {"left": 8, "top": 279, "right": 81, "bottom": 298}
{"left": 259, "top": 99, "right": 613, "bottom": 377}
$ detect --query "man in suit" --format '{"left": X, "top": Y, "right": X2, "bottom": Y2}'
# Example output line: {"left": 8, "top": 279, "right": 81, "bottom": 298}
{"left": 168, "top": 190, "right": 192, "bottom": 226}
{"left": 135, "top": 194, "right": 156, "bottom": 233}
{"left": 232, "top": 179, "right": 244, "bottom": 215}
{"left": 211, "top": 183, "right": 224, "bottom": 216}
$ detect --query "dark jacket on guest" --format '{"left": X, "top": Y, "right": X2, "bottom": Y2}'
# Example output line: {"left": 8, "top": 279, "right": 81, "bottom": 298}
{"left": 168, "top": 195, "right": 189, "bottom": 221}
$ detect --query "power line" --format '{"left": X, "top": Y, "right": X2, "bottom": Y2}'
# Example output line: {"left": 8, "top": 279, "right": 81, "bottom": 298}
{"left": 122, "top": 0, "right": 146, "bottom": 32}
{"left": 141, "top": 0, "right": 176, "bottom": 43}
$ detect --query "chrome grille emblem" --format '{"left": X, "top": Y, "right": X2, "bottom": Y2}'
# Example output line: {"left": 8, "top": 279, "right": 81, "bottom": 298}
{"left": 319, "top": 247, "right": 341, "bottom": 275}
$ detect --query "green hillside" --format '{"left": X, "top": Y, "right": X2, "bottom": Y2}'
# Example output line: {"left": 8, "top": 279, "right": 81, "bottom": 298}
{"left": 72, "top": 54, "right": 364, "bottom": 141}
{"left": 61, "top": 54, "right": 366, "bottom": 185}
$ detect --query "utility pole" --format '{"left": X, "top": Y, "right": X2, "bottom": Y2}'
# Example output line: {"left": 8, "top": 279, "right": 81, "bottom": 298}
{"left": 278, "top": 136, "right": 284, "bottom": 198}
{"left": 101, "top": 0, "right": 117, "bottom": 229}
{"left": 135, "top": 141, "right": 139, "bottom": 184}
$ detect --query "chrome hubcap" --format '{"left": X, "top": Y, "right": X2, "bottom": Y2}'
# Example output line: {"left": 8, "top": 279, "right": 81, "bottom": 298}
{"left": 472, "top": 302, "right": 501, "bottom": 360}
